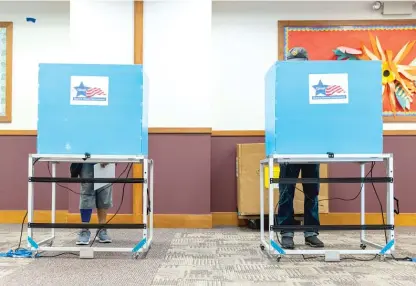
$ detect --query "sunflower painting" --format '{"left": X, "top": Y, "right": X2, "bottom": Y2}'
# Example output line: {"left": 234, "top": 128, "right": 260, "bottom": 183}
{"left": 334, "top": 34, "right": 416, "bottom": 118}
{"left": 282, "top": 22, "right": 416, "bottom": 121}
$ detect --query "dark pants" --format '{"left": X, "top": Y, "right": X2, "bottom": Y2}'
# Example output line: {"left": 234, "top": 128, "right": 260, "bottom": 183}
{"left": 276, "top": 164, "right": 320, "bottom": 238}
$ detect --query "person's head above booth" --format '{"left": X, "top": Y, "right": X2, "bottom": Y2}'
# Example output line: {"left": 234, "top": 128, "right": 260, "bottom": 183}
{"left": 286, "top": 47, "right": 309, "bottom": 61}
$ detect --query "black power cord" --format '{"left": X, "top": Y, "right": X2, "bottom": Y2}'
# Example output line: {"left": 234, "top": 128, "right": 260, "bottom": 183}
{"left": 368, "top": 165, "right": 412, "bottom": 262}
{"left": 13, "top": 158, "right": 41, "bottom": 251}
{"left": 89, "top": 163, "right": 133, "bottom": 247}
{"left": 13, "top": 161, "right": 134, "bottom": 257}
{"left": 15, "top": 211, "right": 28, "bottom": 251}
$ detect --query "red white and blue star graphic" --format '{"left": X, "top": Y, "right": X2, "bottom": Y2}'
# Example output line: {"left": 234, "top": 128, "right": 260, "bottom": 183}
{"left": 74, "top": 81, "right": 106, "bottom": 98}
{"left": 312, "top": 80, "right": 346, "bottom": 97}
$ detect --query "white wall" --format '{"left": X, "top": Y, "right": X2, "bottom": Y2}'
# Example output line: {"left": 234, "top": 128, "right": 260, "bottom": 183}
{"left": 1, "top": 1, "right": 415, "bottom": 131}
{"left": 0, "top": 0, "right": 134, "bottom": 131}
{"left": 0, "top": 1, "right": 70, "bottom": 130}
{"left": 212, "top": 1, "right": 416, "bottom": 130}
{"left": 70, "top": 1, "right": 134, "bottom": 65}
{"left": 143, "top": 0, "right": 212, "bottom": 128}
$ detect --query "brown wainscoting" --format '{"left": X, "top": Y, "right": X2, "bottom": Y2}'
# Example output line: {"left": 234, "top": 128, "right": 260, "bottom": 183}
{"left": 0, "top": 128, "right": 211, "bottom": 216}
{"left": 210, "top": 131, "right": 416, "bottom": 214}
{"left": 1, "top": 128, "right": 416, "bottom": 226}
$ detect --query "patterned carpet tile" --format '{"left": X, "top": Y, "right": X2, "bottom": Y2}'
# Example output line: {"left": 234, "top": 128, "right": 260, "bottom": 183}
{"left": 0, "top": 225, "right": 416, "bottom": 285}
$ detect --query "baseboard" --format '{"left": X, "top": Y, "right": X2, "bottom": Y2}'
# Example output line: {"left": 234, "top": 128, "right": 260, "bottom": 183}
{"left": 0, "top": 210, "right": 69, "bottom": 223}
{"left": 211, "top": 212, "right": 416, "bottom": 226}
{"left": 153, "top": 214, "right": 212, "bottom": 228}
{"left": 320, "top": 213, "right": 416, "bottom": 226}
{"left": 2, "top": 211, "right": 415, "bottom": 227}
{"left": 0, "top": 211, "right": 212, "bottom": 228}
{"left": 66, "top": 213, "right": 137, "bottom": 224}
{"left": 212, "top": 212, "right": 246, "bottom": 226}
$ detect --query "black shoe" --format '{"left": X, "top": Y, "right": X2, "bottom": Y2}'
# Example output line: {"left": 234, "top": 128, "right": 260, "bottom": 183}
{"left": 305, "top": 236, "right": 324, "bottom": 248}
{"left": 281, "top": 236, "right": 295, "bottom": 249}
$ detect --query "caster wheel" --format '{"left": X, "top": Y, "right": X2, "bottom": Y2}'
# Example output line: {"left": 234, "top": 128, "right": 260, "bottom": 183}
{"left": 276, "top": 257, "right": 281, "bottom": 262}
{"left": 360, "top": 243, "right": 366, "bottom": 250}
{"left": 260, "top": 244, "right": 265, "bottom": 251}
{"left": 248, "top": 219, "right": 259, "bottom": 230}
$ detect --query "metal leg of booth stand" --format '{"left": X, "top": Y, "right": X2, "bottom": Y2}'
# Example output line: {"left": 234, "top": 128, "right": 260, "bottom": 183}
{"left": 51, "top": 163, "right": 56, "bottom": 241}
{"left": 268, "top": 158, "right": 278, "bottom": 258}
{"left": 360, "top": 163, "right": 366, "bottom": 249}
{"left": 27, "top": 156, "right": 34, "bottom": 249}
{"left": 34, "top": 163, "right": 57, "bottom": 249}
{"left": 260, "top": 162, "right": 265, "bottom": 251}
{"left": 142, "top": 159, "right": 149, "bottom": 250}
{"left": 259, "top": 158, "right": 283, "bottom": 259}
{"left": 149, "top": 160, "right": 154, "bottom": 244}
{"left": 386, "top": 156, "right": 395, "bottom": 251}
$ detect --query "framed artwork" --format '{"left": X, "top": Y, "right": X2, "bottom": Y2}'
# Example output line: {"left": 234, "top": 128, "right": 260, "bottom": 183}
{"left": 0, "top": 22, "right": 12, "bottom": 123}
{"left": 278, "top": 20, "right": 416, "bottom": 122}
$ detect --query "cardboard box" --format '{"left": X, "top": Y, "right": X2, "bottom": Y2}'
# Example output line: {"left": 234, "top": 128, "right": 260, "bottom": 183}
{"left": 236, "top": 143, "right": 329, "bottom": 217}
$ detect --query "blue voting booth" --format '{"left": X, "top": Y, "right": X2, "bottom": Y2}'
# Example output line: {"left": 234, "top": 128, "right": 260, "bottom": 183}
{"left": 265, "top": 60, "right": 383, "bottom": 156}
{"left": 37, "top": 64, "right": 148, "bottom": 156}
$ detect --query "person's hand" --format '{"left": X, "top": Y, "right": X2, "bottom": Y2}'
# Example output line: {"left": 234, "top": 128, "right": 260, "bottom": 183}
{"left": 100, "top": 163, "right": 108, "bottom": 167}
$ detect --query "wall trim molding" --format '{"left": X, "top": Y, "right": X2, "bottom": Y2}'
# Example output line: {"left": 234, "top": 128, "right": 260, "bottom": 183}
{"left": 211, "top": 130, "right": 265, "bottom": 137}
{"left": 1, "top": 129, "right": 416, "bottom": 136}
{"left": 149, "top": 128, "right": 212, "bottom": 134}
{"left": 0, "top": 130, "right": 37, "bottom": 135}
{"left": 132, "top": 0, "right": 144, "bottom": 222}
{"left": 2, "top": 211, "right": 415, "bottom": 227}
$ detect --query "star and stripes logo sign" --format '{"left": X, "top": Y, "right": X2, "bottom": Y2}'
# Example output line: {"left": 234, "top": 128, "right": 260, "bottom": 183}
{"left": 309, "top": 73, "right": 349, "bottom": 104}
{"left": 70, "top": 76, "right": 109, "bottom": 106}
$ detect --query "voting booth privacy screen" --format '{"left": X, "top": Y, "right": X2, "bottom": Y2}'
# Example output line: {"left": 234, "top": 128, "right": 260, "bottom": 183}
{"left": 265, "top": 60, "right": 383, "bottom": 156}
{"left": 37, "top": 64, "right": 148, "bottom": 156}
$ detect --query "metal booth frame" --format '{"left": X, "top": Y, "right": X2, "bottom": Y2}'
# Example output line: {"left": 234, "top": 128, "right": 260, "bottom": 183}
{"left": 259, "top": 153, "right": 395, "bottom": 261}
{"left": 27, "top": 154, "right": 154, "bottom": 259}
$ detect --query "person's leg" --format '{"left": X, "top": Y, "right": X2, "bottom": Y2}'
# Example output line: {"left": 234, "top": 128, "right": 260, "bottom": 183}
{"left": 96, "top": 184, "right": 113, "bottom": 243}
{"left": 301, "top": 164, "right": 324, "bottom": 247}
{"left": 77, "top": 163, "right": 95, "bottom": 245}
{"left": 276, "top": 164, "right": 301, "bottom": 249}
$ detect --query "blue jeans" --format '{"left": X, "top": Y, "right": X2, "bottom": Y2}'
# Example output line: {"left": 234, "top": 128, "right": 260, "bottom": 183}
{"left": 276, "top": 164, "right": 320, "bottom": 238}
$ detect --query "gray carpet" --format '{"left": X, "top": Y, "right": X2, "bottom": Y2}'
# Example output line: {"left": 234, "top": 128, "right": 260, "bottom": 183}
{"left": 1, "top": 225, "right": 416, "bottom": 285}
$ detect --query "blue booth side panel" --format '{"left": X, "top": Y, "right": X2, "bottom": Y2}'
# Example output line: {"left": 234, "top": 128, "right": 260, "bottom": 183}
{"left": 272, "top": 60, "right": 383, "bottom": 155}
{"left": 265, "top": 63, "right": 277, "bottom": 156}
{"left": 37, "top": 63, "right": 146, "bottom": 156}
